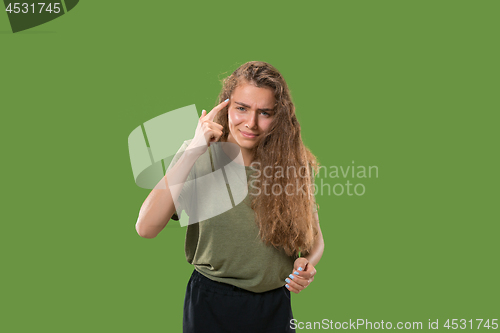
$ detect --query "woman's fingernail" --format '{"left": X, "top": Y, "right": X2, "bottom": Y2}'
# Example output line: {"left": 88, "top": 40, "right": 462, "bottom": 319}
{"left": 289, "top": 274, "right": 294, "bottom": 280}
{"left": 285, "top": 284, "right": 290, "bottom": 289}
{"left": 224, "top": 98, "right": 229, "bottom": 102}
{"left": 285, "top": 278, "right": 291, "bottom": 283}
{"left": 294, "top": 271, "right": 299, "bottom": 275}
{"left": 298, "top": 267, "right": 303, "bottom": 271}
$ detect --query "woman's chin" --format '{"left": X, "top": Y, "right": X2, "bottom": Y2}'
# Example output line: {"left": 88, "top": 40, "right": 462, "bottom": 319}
{"left": 239, "top": 141, "right": 257, "bottom": 150}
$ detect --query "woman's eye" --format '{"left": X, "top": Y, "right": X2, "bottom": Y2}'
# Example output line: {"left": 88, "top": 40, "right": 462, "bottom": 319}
{"left": 261, "top": 111, "right": 270, "bottom": 116}
{"left": 237, "top": 107, "right": 246, "bottom": 111}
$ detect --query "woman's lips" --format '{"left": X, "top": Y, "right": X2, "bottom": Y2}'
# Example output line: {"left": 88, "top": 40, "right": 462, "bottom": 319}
{"left": 240, "top": 130, "right": 258, "bottom": 138}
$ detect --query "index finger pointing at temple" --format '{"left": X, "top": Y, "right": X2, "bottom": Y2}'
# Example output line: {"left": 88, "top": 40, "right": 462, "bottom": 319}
{"left": 205, "top": 98, "right": 230, "bottom": 121}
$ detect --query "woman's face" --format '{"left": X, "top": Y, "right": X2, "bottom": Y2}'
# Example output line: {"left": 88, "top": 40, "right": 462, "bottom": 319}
{"left": 226, "top": 81, "right": 276, "bottom": 151}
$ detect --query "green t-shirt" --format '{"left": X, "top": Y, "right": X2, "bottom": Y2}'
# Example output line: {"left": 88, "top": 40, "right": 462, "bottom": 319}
{"left": 169, "top": 140, "right": 316, "bottom": 293}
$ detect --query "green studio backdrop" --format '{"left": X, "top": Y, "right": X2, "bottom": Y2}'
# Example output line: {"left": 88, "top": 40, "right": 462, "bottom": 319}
{"left": 1, "top": 0, "right": 498, "bottom": 332}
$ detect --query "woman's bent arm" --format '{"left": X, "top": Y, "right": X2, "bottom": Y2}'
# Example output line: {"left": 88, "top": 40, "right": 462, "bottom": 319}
{"left": 135, "top": 145, "right": 203, "bottom": 238}
{"left": 302, "top": 212, "right": 324, "bottom": 267}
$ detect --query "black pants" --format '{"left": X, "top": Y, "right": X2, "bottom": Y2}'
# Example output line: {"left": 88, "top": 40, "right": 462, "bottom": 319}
{"left": 183, "top": 269, "right": 295, "bottom": 333}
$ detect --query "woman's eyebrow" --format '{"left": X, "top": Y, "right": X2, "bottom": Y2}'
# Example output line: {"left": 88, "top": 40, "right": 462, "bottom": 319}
{"left": 234, "top": 101, "right": 274, "bottom": 112}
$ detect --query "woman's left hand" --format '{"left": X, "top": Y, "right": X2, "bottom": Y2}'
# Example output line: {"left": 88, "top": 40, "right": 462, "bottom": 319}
{"left": 285, "top": 257, "right": 316, "bottom": 294}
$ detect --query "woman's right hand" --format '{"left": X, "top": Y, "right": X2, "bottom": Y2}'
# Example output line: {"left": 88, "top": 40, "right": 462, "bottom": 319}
{"left": 188, "top": 98, "right": 229, "bottom": 153}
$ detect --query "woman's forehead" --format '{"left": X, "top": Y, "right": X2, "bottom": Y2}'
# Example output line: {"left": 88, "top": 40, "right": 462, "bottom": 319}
{"left": 232, "top": 83, "right": 275, "bottom": 108}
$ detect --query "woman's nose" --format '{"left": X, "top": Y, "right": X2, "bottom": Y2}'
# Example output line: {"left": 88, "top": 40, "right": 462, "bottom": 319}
{"left": 246, "top": 112, "right": 258, "bottom": 129}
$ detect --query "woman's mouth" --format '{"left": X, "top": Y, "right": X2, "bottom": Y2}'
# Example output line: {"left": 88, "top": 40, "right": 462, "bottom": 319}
{"left": 240, "top": 130, "right": 258, "bottom": 138}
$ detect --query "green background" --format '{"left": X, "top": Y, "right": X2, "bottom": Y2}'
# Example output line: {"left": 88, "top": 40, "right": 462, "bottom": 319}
{"left": 1, "top": 1, "right": 498, "bottom": 332}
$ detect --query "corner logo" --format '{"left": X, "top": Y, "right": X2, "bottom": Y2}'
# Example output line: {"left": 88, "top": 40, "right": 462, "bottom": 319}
{"left": 3, "top": 0, "right": 79, "bottom": 33}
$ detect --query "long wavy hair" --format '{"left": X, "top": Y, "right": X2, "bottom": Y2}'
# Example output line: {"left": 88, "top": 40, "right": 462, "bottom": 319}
{"left": 213, "top": 61, "right": 320, "bottom": 256}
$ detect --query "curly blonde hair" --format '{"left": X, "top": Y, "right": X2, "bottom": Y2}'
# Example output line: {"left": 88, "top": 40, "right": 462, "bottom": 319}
{"left": 213, "top": 61, "right": 320, "bottom": 256}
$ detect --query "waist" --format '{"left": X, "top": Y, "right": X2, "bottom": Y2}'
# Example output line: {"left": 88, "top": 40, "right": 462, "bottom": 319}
{"left": 191, "top": 268, "right": 284, "bottom": 295}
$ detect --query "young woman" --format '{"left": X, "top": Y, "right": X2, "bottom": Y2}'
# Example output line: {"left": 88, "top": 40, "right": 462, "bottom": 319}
{"left": 136, "top": 61, "right": 324, "bottom": 333}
